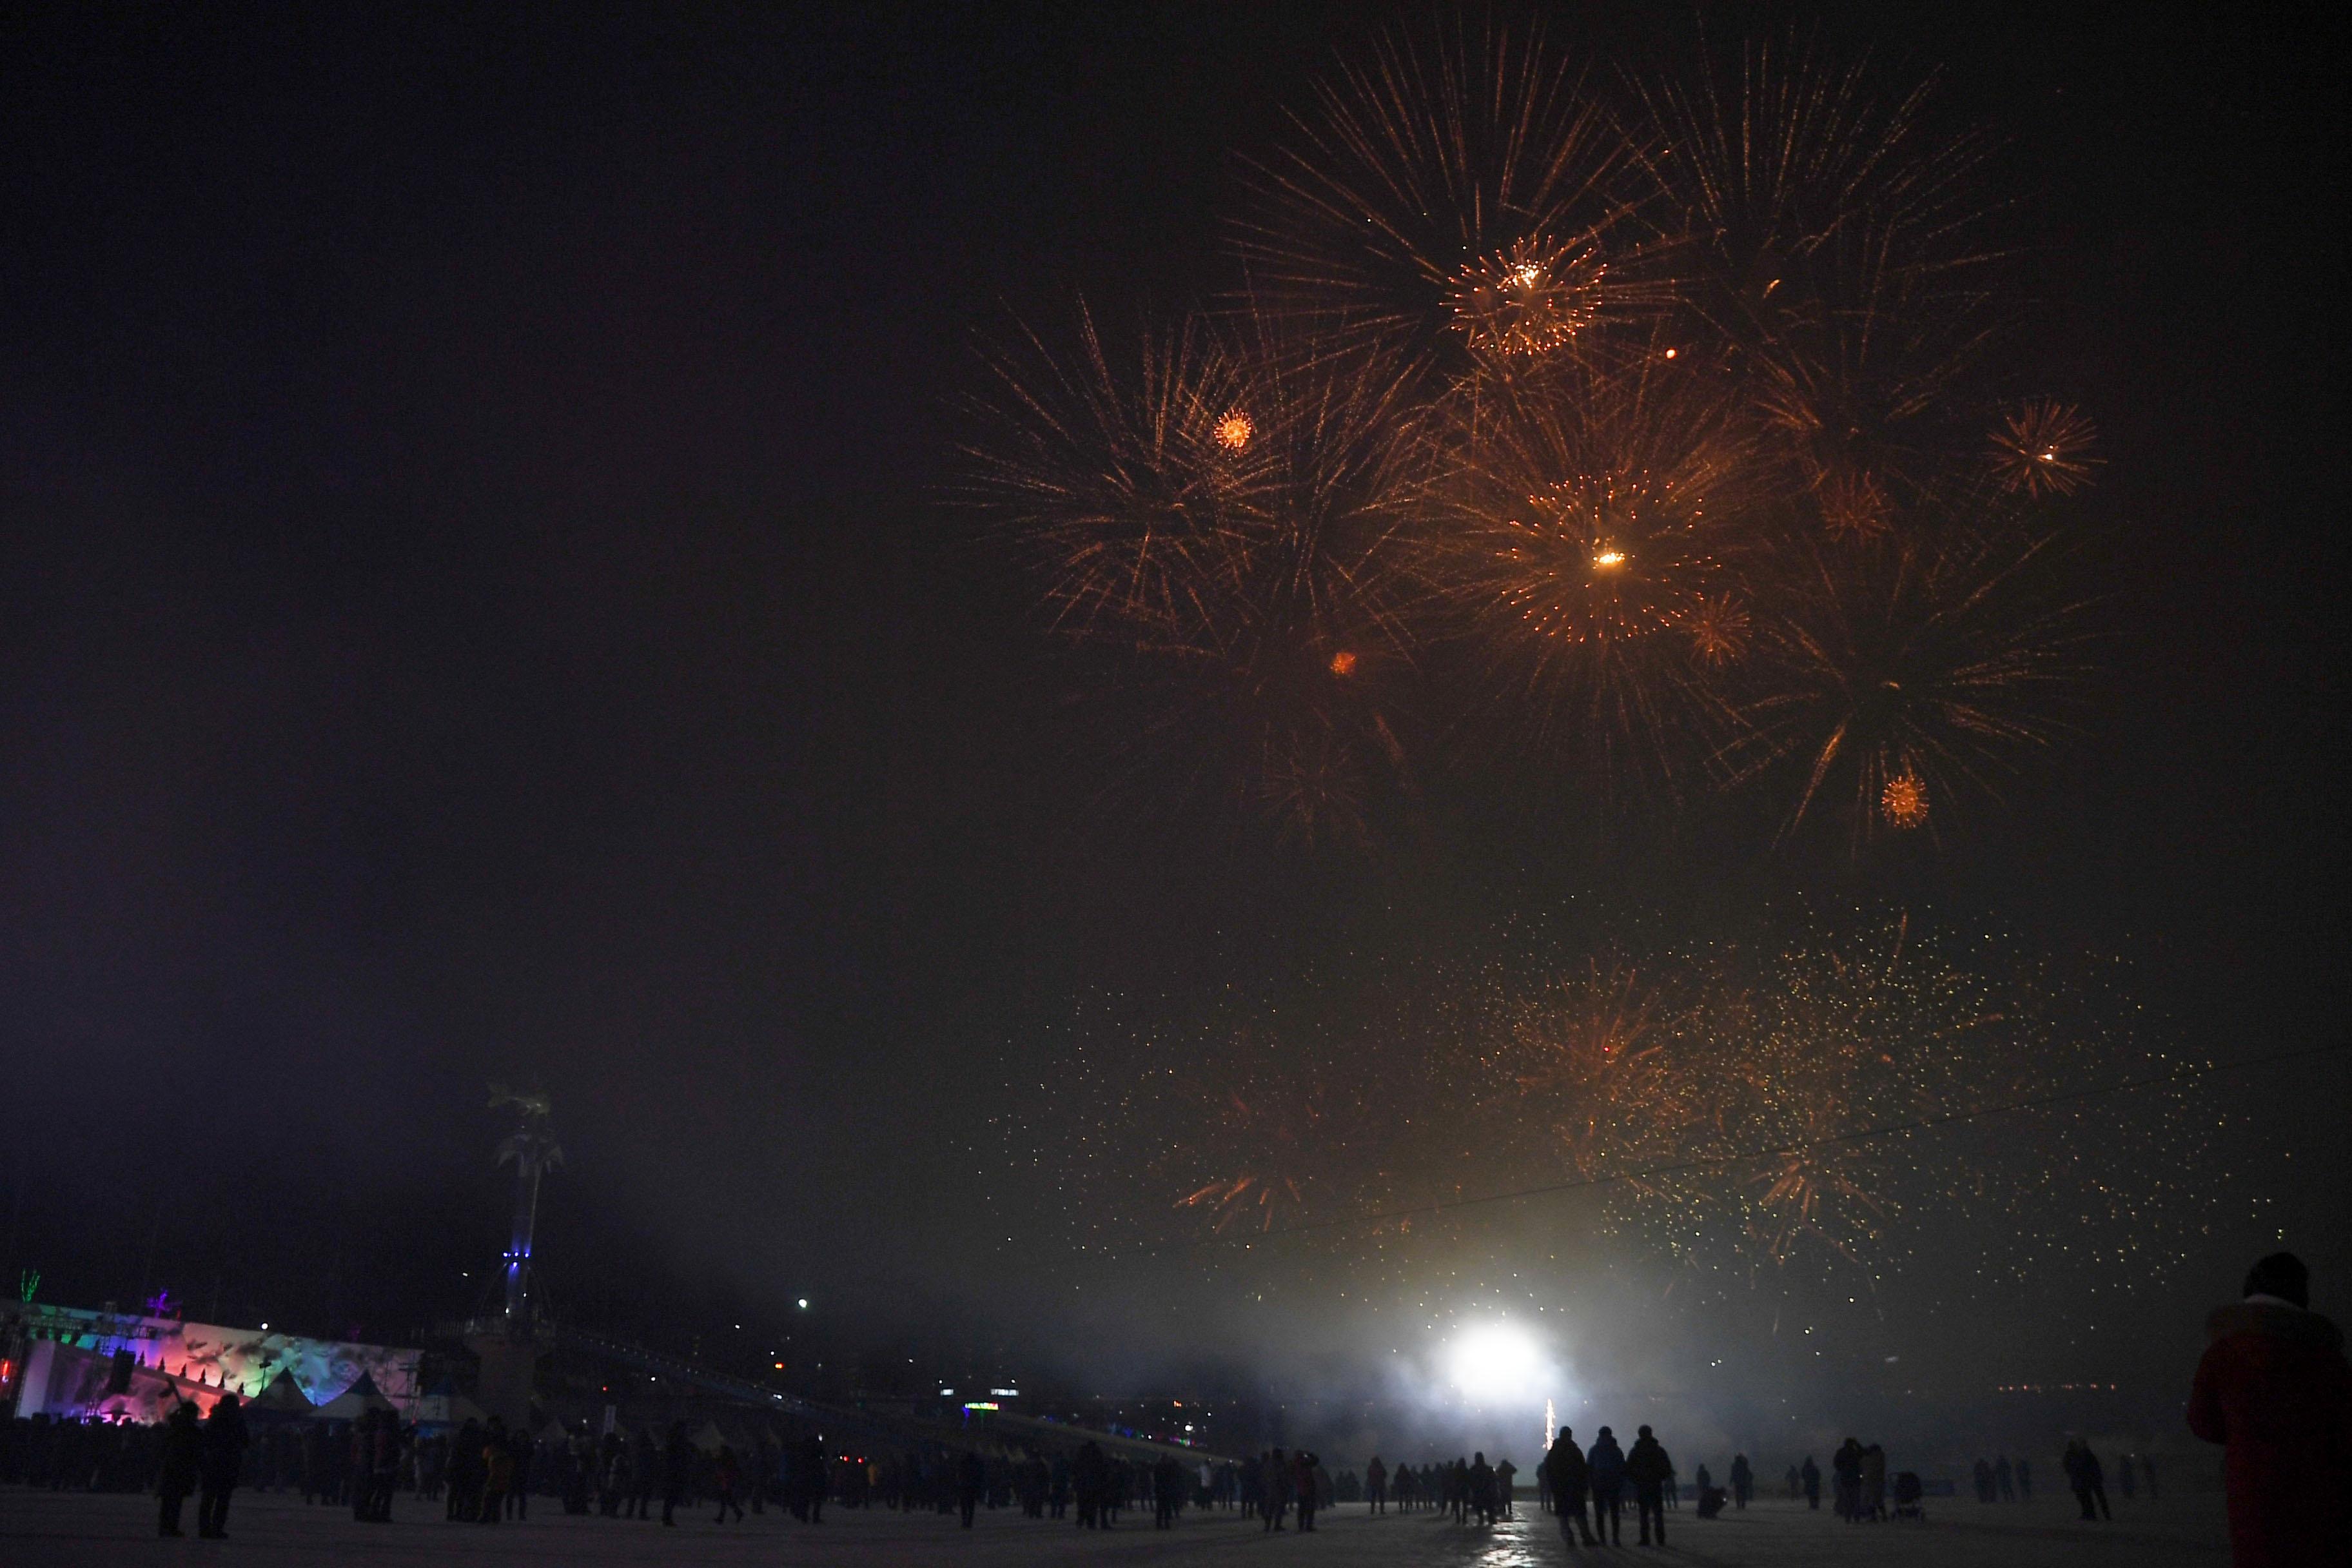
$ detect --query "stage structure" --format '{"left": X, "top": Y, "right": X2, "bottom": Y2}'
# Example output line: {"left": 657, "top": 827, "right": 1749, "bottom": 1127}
{"left": 0, "top": 1300, "right": 418, "bottom": 1424}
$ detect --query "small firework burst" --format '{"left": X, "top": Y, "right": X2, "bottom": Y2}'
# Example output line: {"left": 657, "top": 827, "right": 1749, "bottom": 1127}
{"left": 1814, "top": 467, "right": 1894, "bottom": 542}
{"left": 1990, "top": 400, "right": 2102, "bottom": 496}
{"left": 959, "top": 306, "right": 1257, "bottom": 640}
{"left": 1445, "top": 236, "right": 1610, "bottom": 358}
{"left": 1881, "top": 769, "right": 1929, "bottom": 828}
{"left": 1689, "top": 591, "right": 1751, "bottom": 663}
{"left": 1214, "top": 407, "right": 1256, "bottom": 452}
{"left": 1328, "top": 649, "right": 1358, "bottom": 676}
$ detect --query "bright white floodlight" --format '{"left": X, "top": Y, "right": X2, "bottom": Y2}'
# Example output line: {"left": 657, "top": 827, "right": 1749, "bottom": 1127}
{"left": 1447, "top": 1321, "right": 1546, "bottom": 1406}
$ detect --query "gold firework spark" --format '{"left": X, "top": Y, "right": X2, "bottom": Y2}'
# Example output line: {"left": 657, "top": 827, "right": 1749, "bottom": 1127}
{"left": 1215, "top": 407, "right": 1256, "bottom": 452}
{"left": 1444, "top": 236, "right": 1611, "bottom": 358}
{"left": 1990, "top": 400, "right": 2102, "bottom": 496}
{"left": 1689, "top": 591, "right": 1752, "bottom": 664}
{"left": 1880, "top": 769, "right": 1928, "bottom": 828}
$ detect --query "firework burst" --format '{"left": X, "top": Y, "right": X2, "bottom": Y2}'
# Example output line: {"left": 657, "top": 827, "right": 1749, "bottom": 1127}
{"left": 1428, "top": 347, "right": 1757, "bottom": 781}
{"left": 1230, "top": 15, "right": 1650, "bottom": 371}
{"left": 961, "top": 305, "right": 1259, "bottom": 642}
{"left": 1623, "top": 33, "right": 1999, "bottom": 353}
{"left": 1990, "top": 399, "right": 2102, "bottom": 496}
{"left": 1713, "top": 513, "right": 2095, "bottom": 847}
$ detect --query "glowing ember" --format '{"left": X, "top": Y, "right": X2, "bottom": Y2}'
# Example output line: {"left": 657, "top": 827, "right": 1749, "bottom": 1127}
{"left": 1328, "top": 649, "right": 1359, "bottom": 676}
{"left": 1592, "top": 547, "right": 1626, "bottom": 569}
{"left": 1213, "top": 408, "right": 1254, "bottom": 451}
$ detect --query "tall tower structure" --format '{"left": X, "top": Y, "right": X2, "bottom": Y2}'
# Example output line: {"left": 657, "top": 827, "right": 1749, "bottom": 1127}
{"left": 492, "top": 1087, "right": 562, "bottom": 1328}
{"left": 469, "top": 1086, "right": 560, "bottom": 1429}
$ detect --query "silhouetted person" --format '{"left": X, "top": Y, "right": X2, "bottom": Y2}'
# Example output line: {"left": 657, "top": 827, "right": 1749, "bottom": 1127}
{"left": 714, "top": 1442, "right": 745, "bottom": 1523}
{"left": 630, "top": 1429, "right": 658, "bottom": 1518}
{"left": 1544, "top": 1426, "right": 1598, "bottom": 1546}
{"left": 1588, "top": 1426, "right": 1625, "bottom": 1545}
{"left": 1974, "top": 1456, "right": 1994, "bottom": 1502}
{"left": 1261, "top": 1447, "right": 1290, "bottom": 1531}
{"left": 1366, "top": 1454, "right": 1387, "bottom": 1514}
{"left": 196, "top": 1394, "right": 248, "bottom": 1539}
{"left": 2063, "top": 1438, "right": 2110, "bottom": 1521}
{"left": 1729, "top": 1452, "right": 1751, "bottom": 1508}
{"left": 798, "top": 1434, "right": 827, "bottom": 1522}
{"left": 1625, "top": 1425, "right": 1671, "bottom": 1545}
{"left": 1995, "top": 1453, "right": 2014, "bottom": 1502}
{"left": 157, "top": 1402, "right": 201, "bottom": 1536}
{"left": 2189, "top": 1251, "right": 2351, "bottom": 1567}
{"left": 1153, "top": 1455, "right": 1183, "bottom": 1529}
{"left": 660, "top": 1422, "right": 694, "bottom": 1526}
{"left": 478, "top": 1419, "right": 513, "bottom": 1524}
{"left": 1468, "top": 1451, "right": 1495, "bottom": 1526}
{"left": 1293, "top": 1449, "right": 1320, "bottom": 1531}
{"left": 2117, "top": 1451, "right": 2137, "bottom": 1500}
{"left": 1801, "top": 1453, "right": 1820, "bottom": 1509}
{"left": 506, "top": 1428, "right": 529, "bottom": 1519}
{"left": 447, "top": 1416, "right": 482, "bottom": 1520}
{"left": 1832, "top": 1438, "right": 1863, "bottom": 1520}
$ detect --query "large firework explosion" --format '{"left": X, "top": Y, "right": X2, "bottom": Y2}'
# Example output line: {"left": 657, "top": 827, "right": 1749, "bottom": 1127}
{"left": 964, "top": 20, "right": 2103, "bottom": 849}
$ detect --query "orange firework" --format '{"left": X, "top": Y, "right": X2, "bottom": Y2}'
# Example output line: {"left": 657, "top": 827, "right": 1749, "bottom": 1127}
{"left": 1990, "top": 400, "right": 2102, "bottom": 496}
{"left": 1881, "top": 770, "right": 1928, "bottom": 828}
{"left": 1688, "top": 591, "right": 1752, "bottom": 664}
{"left": 1502, "top": 954, "right": 1698, "bottom": 1186}
{"left": 1230, "top": 15, "right": 1649, "bottom": 369}
{"left": 1429, "top": 346, "right": 1758, "bottom": 779}
{"left": 1622, "top": 34, "right": 1999, "bottom": 353}
{"left": 1214, "top": 407, "right": 1255, "bottom": 452}
{"left": 1444, "top": 236, "right": 1611, "bottom": 358}
{"left": 960, "top": 305, "right": 1259, "bottom": 641}
{"left": 1715, "top": 517, "right": 2094, "bottom": 848}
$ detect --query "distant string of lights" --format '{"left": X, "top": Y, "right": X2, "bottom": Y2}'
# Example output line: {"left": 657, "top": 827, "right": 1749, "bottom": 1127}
{"left": 1139, "top": 1037, "right": 2352, "bottom": 1255}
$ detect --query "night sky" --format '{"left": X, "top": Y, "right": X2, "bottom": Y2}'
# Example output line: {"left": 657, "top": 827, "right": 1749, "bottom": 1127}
{"left": 3, "top": 3, "right": 2345, "bottom": 1440}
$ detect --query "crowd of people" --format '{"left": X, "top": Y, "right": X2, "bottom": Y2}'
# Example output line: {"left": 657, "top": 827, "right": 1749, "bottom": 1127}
{"left": 5, "top": 1250, "right": 2340, "bottom": 1563}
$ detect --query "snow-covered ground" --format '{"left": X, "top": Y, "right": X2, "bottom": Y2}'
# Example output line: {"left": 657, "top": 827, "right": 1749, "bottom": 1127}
{"left": 0, "top": 1487, "right": 2228, "bottom": 1565}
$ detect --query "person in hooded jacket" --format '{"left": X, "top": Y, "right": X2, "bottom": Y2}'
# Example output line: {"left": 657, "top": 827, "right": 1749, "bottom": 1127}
{"left": 1291, "top": 1450, "right": 1320, "bottom": 1531}
{"left": 157, "top": 1402, "right": 201, "bottom": 1536}
{"left": 1544, "top": 1426, "right": 1599, "bottom": 1547}
{"left": 1625, "top": 1425, "right": 1672, "bottom": 1545}
{"left": 1587, "top": 1426, "right": 1625, "bottom": 1545}
{"left": 2188, "top": 1251, "right": 2352, "bottom": 1568}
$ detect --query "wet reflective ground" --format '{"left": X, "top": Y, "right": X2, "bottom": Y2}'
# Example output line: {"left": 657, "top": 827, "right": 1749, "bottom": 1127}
{"left": 1, "top": 1487, "right": 2228, "bottom": 1565}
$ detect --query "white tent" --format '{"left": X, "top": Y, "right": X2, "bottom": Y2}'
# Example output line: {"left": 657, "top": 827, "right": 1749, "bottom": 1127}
{"left": 312, "top": 1371, "right": 396, "bottom": 1421}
